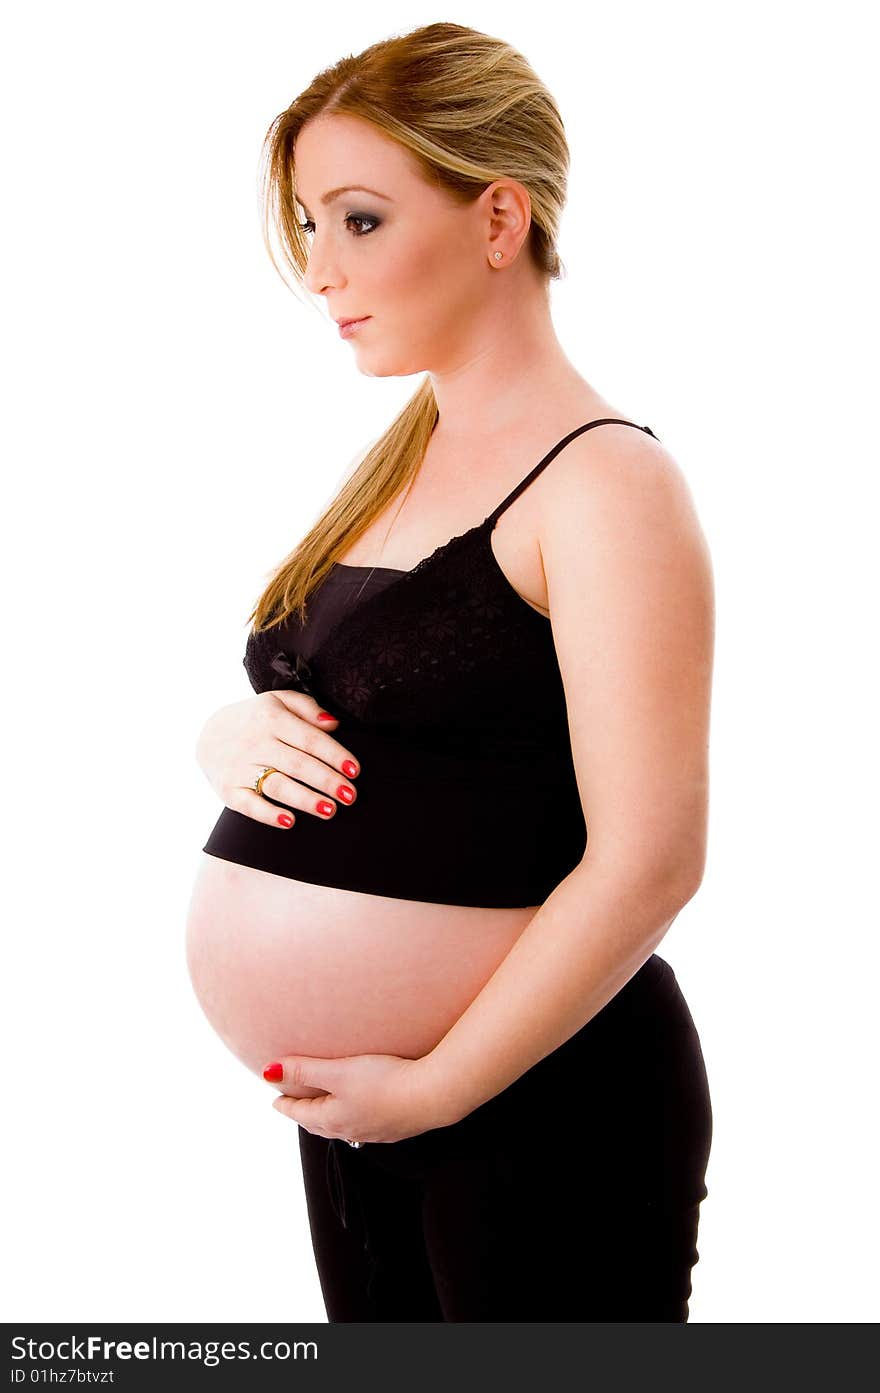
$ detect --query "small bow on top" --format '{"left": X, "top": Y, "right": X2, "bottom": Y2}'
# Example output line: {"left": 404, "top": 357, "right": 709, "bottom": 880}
{"left": 268, "top": 648, "right": 315, "bottom": 696}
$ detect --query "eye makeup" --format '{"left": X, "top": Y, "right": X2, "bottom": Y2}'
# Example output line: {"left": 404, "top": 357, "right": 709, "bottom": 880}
{"left": 298, "top": 213, "right": 381, "bottom": 237}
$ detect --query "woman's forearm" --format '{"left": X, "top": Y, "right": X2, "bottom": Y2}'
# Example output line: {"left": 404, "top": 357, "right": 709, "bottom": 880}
{"left": 417, "top": 855, "right": 700, "bottom": 1128}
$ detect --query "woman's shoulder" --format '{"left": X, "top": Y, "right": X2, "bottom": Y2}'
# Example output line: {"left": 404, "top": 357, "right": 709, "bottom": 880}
{"left": 536, "top": 407, "right": 685, "bottom": 519}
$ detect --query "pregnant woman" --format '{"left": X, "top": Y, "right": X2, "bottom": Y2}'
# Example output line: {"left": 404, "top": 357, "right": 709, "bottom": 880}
{"left": 186, "top": 22, "right": 715, "bottom": 1321}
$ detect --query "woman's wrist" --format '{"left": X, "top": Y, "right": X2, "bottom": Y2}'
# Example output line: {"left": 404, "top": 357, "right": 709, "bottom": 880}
{"left": 410, "top": 1051, "right": 471, "bottom": 1132}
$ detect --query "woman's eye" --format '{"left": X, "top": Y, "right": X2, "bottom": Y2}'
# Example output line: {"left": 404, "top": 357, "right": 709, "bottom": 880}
{"left": 298, "top": 214, "right": 380, "bottom": 238}
{"left": 345, "top": 213, "right": 380, "bottom": 235}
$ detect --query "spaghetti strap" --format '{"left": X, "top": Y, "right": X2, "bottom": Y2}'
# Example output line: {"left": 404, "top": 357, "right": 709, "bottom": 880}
{"left": 486, "top": 418, "right": 659, "bottom": 524}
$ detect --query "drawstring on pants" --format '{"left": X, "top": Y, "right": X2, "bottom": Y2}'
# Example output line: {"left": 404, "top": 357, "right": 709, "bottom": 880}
{"left": 325, "top": 1137, "right": 383, "bottom": 1305}
{"left": 325, "top": 1137, "right": 364, "bottom": 1231}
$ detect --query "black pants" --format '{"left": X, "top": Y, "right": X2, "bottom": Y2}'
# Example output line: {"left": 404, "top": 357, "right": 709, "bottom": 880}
{"left": 297, "top": 953, "right": 713, "bottom": 1321}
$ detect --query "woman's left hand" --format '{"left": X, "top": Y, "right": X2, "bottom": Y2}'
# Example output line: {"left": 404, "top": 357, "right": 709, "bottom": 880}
{"left": 263, "top": 1052, "right": 448, "bottom": 1144}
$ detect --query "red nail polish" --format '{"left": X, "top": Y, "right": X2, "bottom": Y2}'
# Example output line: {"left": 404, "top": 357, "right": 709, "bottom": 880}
{"left": 336, "top": 785, "right": 354, "bottom": 803}
{"left": 277, "top": 813, "right": 294, "bottom": 827}
{"left": 317, "top": 712, "right": 336, "bottom": 723}
{"left": 317, "top": 800, "right": 334, "bottom": 816}
{"left": 263, "top": 1062, "right": 284, "bottom": 1082}
{"left": 342, "top": 760, "right": 359, "bottom": 778}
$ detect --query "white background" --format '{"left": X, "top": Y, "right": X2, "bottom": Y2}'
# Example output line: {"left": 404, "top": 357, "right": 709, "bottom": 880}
{"left": 3, "top": 0, "right": 877, "bottom": 1323}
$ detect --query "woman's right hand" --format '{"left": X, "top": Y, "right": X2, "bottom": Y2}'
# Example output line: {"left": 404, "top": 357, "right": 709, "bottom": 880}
{"left": 195, "top": 692, "right": 361, "bottom": 827}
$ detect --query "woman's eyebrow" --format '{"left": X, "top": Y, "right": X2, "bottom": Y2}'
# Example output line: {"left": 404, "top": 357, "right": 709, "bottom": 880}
{"left": 295, "top": 185, "right": 393, "bottom": 217}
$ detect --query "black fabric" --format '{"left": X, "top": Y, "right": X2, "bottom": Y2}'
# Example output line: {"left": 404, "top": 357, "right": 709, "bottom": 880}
{"left": 202, "top": 418, "right": 659, "bottom": 907}
{"left": 297, "top": 954, "right": 713, "bottom": 1321}
{"left": 282, "top": 564, "right": 407, "bottom": 663}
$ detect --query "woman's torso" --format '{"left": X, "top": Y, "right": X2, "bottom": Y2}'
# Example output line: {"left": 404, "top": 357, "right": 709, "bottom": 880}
{"left": 186, "top": 395, "right": 656, "bottom": 1083}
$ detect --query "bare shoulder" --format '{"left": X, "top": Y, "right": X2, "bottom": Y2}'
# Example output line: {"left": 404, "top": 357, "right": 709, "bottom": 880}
{"left": 537, "top": 422, "right": 713, "bottom": 593}
{"left": 537, "top": 421, "right": 714, "bottom": 886}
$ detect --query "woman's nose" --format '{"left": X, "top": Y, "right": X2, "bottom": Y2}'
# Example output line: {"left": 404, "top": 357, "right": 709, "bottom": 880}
{"left": 302, "top": 242, "right": 344, "bottom": 297}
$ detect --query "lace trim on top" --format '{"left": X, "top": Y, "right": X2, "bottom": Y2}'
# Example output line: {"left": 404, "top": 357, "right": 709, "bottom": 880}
{"left": 245, "top": 420, "right": 658, "bottom": 723}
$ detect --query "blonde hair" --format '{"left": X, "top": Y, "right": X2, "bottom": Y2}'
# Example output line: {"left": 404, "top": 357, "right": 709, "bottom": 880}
{"left": 248, "top": 20, "right": 570, "bottom": 634}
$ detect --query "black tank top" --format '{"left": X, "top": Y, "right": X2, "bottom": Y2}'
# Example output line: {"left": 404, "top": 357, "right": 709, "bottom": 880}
{"left": 202, "top": 419, "right": 659, "bottom": 907}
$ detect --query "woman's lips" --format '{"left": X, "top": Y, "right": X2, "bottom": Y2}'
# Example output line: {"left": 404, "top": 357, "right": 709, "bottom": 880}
{"left": 338, "top": 317, "right": 371, "bottom": 338}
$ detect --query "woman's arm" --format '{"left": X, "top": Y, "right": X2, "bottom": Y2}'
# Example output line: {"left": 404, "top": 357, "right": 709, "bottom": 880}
{"left": 418, "top": 857, "right": 699, "bottom": 1127}
{"left": 417, "top": 429, "right": 715, "bottom": 1126}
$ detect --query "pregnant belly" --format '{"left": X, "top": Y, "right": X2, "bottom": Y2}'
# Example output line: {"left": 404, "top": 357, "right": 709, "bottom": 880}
{"left": 185, "top": 852, "right": 538, "bottom": 1085}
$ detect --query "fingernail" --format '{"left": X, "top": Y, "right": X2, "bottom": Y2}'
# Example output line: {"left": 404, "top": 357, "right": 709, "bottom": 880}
{"left": 263, "top": 1062, "right": 284, "bottom": 1082}
{"left": 317, "top": 712, "right": 336, "bottom": 723}
{"left": 342, "top": 760, "right": 359, "bottom": 777}
{"left": 277, "top": 814, "right": 294, "bottom": 827}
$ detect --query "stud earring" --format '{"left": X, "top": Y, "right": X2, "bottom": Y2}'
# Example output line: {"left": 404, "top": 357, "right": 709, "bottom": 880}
{"left": 493, "top": 251, "right": 503, "bottom": 260}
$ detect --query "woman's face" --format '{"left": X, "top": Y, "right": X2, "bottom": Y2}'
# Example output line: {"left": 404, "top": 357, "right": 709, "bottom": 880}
{"left": 293, "top": 113, "right": 523, "bottom": 378}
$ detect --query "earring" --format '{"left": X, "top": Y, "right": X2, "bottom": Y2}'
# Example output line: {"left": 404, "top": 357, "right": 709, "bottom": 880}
{"left": 493, "top": 251, "right": 503, "bottom": 260}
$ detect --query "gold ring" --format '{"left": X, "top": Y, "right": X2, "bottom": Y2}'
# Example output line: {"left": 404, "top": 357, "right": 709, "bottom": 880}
{"left": 253, "top": 766, "right": 279, "bottom": 798}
